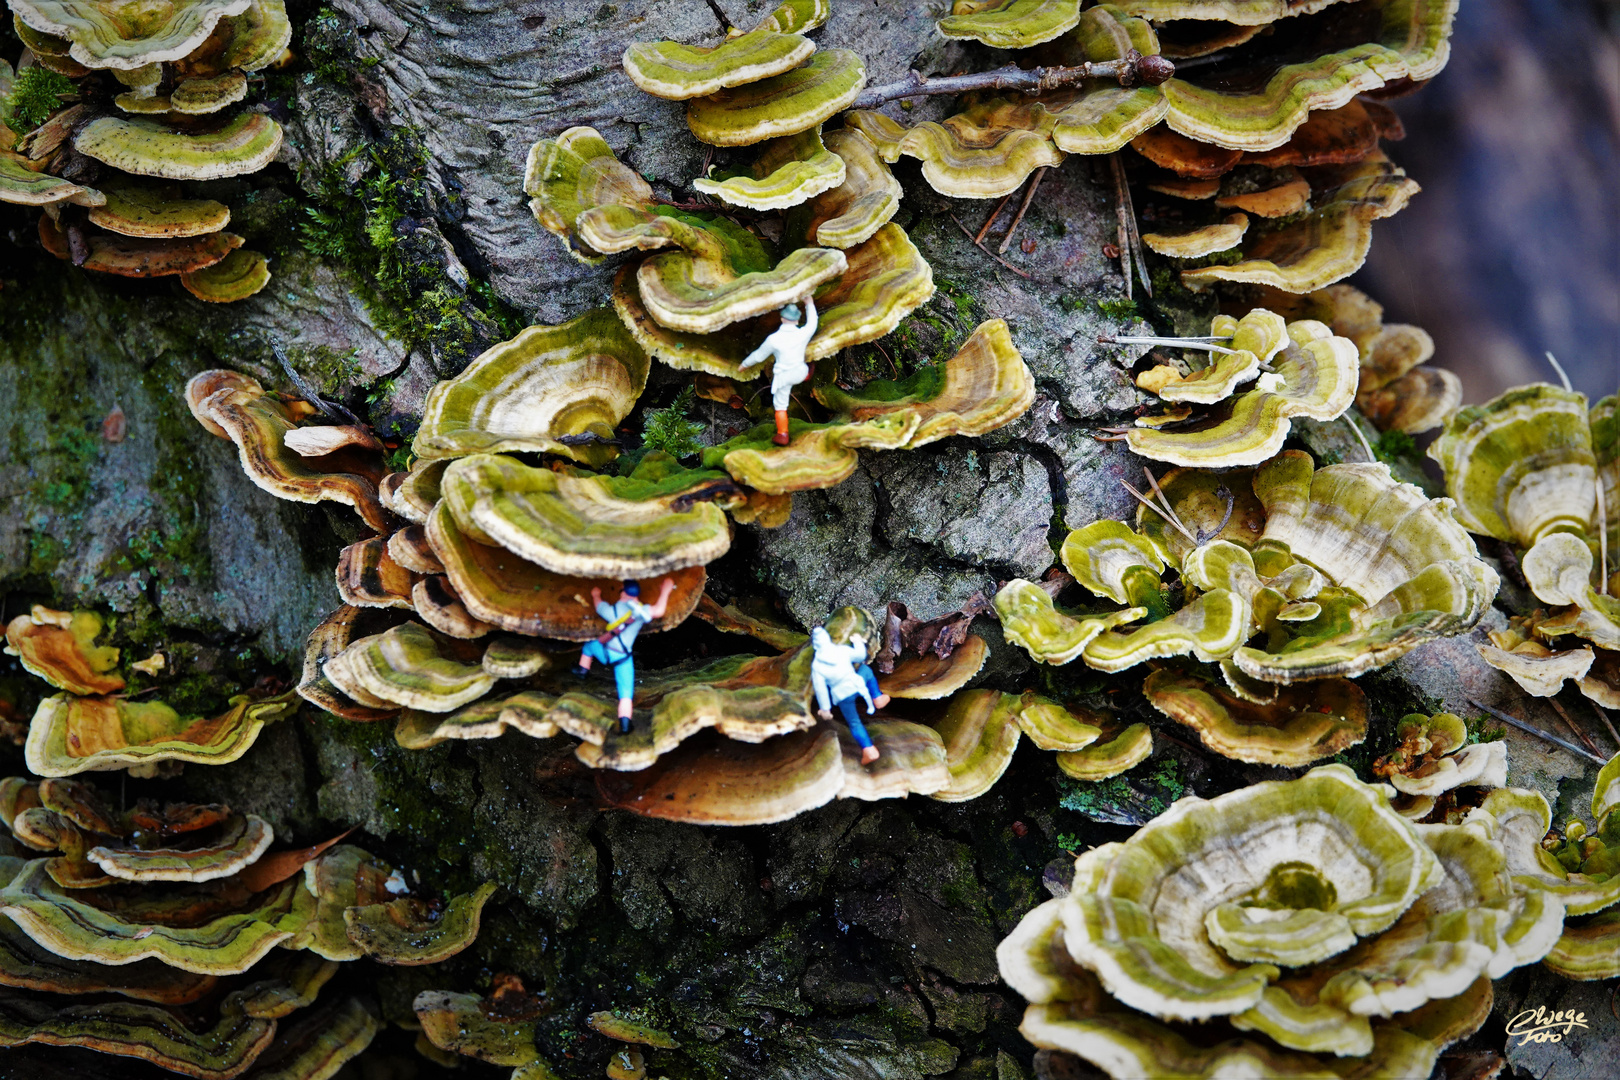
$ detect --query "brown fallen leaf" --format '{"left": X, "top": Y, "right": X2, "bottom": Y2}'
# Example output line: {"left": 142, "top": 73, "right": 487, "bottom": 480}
{"left": 233, "top": 827, "right": 355, "bottom": 893}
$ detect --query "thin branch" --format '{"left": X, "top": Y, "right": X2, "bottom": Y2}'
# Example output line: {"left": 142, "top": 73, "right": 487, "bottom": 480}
{"left": 704, "top": 0, "right": 734, "bottom": 34}
{"left": 272, "top": 341, "right": 360, "bottom": 425}
{"left": 1142, "top": 466, "right": 1192, "bottom": 542}
{"left": 849, "top": 53, "right": 1174, "bottom": 110}
{"left": 1203, "top": 486, "right": 1236, "bottom": 543}
{"left": 1547, "top": 696, "right": 1602, "bottom": 755}
{"left": 1467, "top": 698, "right": 1609, "bottom": 765}
{"left": 976, "top": 191, "right": 1016, "bottom": 245}
{"left": 1342, "top": 413, "right": 1378, "bottom": 464}
{"left": 1110, "top": 153, "right": 1152, "bottom": 298}
{"left": 1098, "top": 334, "right": 1239, "bottom": 355}
{"left": 872, "top": 339, "right": 898, "bottom": 378}
{"left": 999, "top": 166, "right": 1047, "bottom": 254}
{"left": 1546, "top": 351, "right": 1573, "bottom": 393}
{"left": 1121, "top": 478, "right": 1198, "bottom": 547}
{"left": 949, "top": 213, "right": 1032, "bottom": 278}
{"left": 1593, "top": 701, "right": 1620, "bottom": 750}
{"left": 1108, "top": 155, "right": 1133, "bottom": 301}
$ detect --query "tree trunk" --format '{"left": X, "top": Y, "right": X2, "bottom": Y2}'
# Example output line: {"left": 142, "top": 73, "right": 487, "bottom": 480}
{"left": 0, "top": 3, "right": 1605, "bottom": 1077}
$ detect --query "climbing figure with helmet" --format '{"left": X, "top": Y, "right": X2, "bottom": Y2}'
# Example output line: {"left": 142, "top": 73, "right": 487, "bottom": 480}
{"left": 810, "top": 624, "right": 891, "bottom": 764}
{"left": 572, "top": 577, "right": 679, "bottom": 733}
{"left": 739, "top": 295, "right": 818, "bottom": 446}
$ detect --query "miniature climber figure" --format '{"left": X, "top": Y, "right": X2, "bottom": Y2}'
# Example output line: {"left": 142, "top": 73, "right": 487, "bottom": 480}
{"left": 572, "top": 577, "right": 678, "bottom": 733}
{"left": 739, "top": 296, "right": 818, "bottom": 446}
{"left": 810, "top": 625, "right": 891, "bottom": 764}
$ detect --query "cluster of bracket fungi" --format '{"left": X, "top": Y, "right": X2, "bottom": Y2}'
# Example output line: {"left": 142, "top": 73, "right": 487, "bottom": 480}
{"left": 9, "top": 1, "right": 1620, "bottom": 1078}
{"left": 0, "top": 607, "right": 493, "bottom": 1076}
{"left": 0, "top": 0, "right": 284, "bottom": 301}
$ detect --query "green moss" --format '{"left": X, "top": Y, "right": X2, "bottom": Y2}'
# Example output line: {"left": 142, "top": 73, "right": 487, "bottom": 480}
{"left": 1171, "top": 246, "right": 1245, "bottom": 269}
{"left": 1373, "top": 428, "right": 1417, "bottom": 465}
{"left": 1096, "top": 298, "right": 1139, "bottom": 320}
{"left": 1057, "top": 757, "right": 1183, "bottom": 820}
{"left": 1466, "top": 714, "right": 1506, "bottom": 745}
{"left": 639, "top": 386, "right": 706, "bottom": 462}
{"left": 286, "top": 345, "right": 362, "bottom": 396}
{"left": 4, "top": 66, "right": 74, "bottom": 135}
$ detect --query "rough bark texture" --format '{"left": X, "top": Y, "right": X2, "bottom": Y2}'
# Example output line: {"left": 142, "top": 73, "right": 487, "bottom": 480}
{"left": 1, "top": 3, "right": 1615, "bottom": 1077}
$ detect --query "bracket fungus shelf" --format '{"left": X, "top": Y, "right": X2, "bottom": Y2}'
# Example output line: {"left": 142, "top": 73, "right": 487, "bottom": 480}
{"left": 0, "top": 772, "right": 491, "bottom": 1079}
{"left": 998, "top": 764, "right": 1562, "bottom": 1079}
{"left": 1, "top": 0, "right": 289, "bottom": 299}
{"left": 998, "top": 450, "right": 1497, "bottom": 690}
{"left": 1120, "top": 311, "right": 1361, "bottom": 468}
{"left": 1431, "top": 384, "right": 1620, "bottom": 707}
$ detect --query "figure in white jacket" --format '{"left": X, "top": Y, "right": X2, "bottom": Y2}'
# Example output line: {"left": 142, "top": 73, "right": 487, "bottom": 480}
{"left": 739, "top": 297, "right": 817, "bottom": 446}
{"left": 810, "top": 625, "right": 891, "bottom": 764}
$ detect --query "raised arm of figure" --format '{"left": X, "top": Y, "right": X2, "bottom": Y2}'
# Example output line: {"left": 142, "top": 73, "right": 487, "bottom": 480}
{"left": 643, "top": 577, "right": 678, "bottom": 619}
{"left": 739, "top": 333, "right": 776, "bottom": 369}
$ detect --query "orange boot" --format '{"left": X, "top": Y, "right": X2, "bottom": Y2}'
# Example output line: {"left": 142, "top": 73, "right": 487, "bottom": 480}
{"left": 772, "top": 409, "right": 791, "bottom": 446}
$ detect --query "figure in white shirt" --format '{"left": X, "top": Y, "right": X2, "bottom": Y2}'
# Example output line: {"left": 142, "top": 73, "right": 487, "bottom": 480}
{"left": 571, "top": 577, "right": 678, "bottom": 733}
{"left": 810, "top": 625, "right": 891, "bottom": 764}
{"left": 739, "top": 297, "right": 818, "bottom": 446}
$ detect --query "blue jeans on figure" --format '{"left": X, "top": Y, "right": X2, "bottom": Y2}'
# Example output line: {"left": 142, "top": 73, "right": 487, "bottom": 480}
{"left": 833, "top": 664, "right": 884, "bottom": 749}
{"left": 580, "top": 640, "right": 635, "bottom": 700}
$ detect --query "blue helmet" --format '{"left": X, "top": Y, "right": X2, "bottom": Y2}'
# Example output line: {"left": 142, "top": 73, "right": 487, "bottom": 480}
{"left": 622, "top": 580, "right": 641, "bottom": 597}
{"left": 780, "top": 302, "right": 801, "bottom": 322}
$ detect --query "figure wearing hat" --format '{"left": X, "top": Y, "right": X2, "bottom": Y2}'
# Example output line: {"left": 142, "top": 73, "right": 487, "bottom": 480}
{"left": 739, "top": 296, "right": 818, "bottom": 446}
{"left": 810, "top": 624, "right": 891, "bottom": 764}
{"left": 572, "top": 577, "right": 678, "bottom": 733}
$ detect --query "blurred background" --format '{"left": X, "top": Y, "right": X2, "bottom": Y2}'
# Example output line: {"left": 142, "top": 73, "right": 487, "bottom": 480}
{"left": 1354, "top": 0, "right": 1620, "bottom": 403}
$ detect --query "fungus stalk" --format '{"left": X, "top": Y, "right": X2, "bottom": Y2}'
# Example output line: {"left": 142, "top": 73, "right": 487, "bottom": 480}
{"left": 848, "top": 53, "right": 1174, "bottom": 111}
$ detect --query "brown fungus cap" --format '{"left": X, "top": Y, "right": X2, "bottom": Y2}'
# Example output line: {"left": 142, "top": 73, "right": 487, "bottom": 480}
{"left": 1142, "top": 666, "right": 1367, "bottom": 766}
{"left": 335, "top": 537, "right": 417, "bottom": 611}
{"left": 186, "top": 370, "right": 394, "bottom": 533}
{"left": 4, "top": 606, "right": 123, "bottom": 696}
{"left": 427, "top": 503, "right": 704, "bottom": 639}
{"left": 386, "top": 525, "right": 445, "bottom": 576}
{"left": 410, "top": 576, "right": 498, "bottom": 640}
{"left": 597, "top": 726, "right": 846, "bottom": 826}
{"left": 296, "top": 605, "right": 406, "bottom": 723}
{"left": 39, "top": 217, "right": 243, "bottom": 277}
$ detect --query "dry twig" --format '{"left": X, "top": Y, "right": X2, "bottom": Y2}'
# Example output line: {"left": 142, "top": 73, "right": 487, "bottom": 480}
{"left": 851, "top": 53, "right": 1174, "bottom": 110}
{"left": 1467, "top": 698, "right": 1608, "bottom": 765}
{"left": 950, "top": 213, "right": 1032, "bottom": 278}
{"left": 999, "top": 167, "right": 1047, "bottom": 254}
